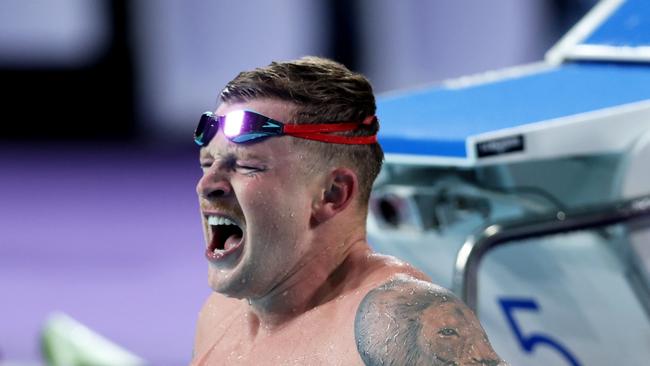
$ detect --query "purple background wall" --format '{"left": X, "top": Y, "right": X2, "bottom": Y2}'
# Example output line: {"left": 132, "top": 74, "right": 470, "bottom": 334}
{"left": 1, "top": 144, "right": 208, "bottom": 365}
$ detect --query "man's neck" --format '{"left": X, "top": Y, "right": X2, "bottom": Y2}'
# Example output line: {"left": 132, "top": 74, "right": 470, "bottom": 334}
{"left": 245, "top": 225, "right": 370, "bottom": 333}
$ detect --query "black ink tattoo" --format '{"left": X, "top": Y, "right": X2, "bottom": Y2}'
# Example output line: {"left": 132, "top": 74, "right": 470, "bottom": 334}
{"left": 354, "top": 275, "right": 506, "bottom": 366}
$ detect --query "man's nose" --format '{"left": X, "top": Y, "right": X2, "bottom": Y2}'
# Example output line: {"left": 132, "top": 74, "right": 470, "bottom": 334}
{"left": 196, "top": 170, "right": 232, "bottom": 199}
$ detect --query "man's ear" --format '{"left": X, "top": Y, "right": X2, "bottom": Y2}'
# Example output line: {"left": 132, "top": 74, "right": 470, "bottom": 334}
{"left": 311, "top": 167, "right": 358, "bottom": 225}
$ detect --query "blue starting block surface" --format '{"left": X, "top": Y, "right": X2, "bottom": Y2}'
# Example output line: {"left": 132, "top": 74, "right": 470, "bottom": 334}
{"left": 584, "top": 0, "right": 650, "bottom": 47}
{"left": 377, "top": 61, "right": 650, "bottom": 165}
{"left": 547, "top": 0, "right": 650, "bottom": 63}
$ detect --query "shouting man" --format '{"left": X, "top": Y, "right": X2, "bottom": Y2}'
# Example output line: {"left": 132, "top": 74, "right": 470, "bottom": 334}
{"left": 191, "top": 56, "right": 505, "bottom": 365}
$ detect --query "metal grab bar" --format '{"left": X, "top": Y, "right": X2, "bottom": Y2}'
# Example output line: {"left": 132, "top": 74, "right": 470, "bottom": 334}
{"left": 452, "top": 194, "right": 650, "bottom": 314}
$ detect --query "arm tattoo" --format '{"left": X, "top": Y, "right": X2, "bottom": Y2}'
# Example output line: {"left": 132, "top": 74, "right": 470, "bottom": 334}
{"left": 355, "top": 275, "right": 507, "bottom": 366}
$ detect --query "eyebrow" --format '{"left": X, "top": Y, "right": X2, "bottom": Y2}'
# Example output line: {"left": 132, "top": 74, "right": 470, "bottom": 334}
{"left": 200, "top": 145, "right": 267, "bottom": 162}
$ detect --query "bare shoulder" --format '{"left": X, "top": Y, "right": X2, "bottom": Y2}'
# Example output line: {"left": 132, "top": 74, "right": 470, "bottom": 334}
{"left": 354, "top": 274, "right": 507, "bottom": 366}
{"left": 193, "top": 293, "right": 243, "bottom": 358}
{"left": 196, "top": 292, "right": 242, "bottom": 328}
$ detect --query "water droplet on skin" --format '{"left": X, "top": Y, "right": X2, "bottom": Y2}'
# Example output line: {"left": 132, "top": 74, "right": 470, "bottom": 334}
{"left": 290, "top": 212, "right": 295, "bottom": 217}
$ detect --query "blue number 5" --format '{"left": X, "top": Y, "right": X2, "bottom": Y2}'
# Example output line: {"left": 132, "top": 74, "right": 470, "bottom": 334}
{"left": 499, "top": 298, "right": 581, "bottom": 366}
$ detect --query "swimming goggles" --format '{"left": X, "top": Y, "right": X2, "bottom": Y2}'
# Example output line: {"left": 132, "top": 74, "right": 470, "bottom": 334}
{"left": 194, "top": 110, "right": 378, "bottom": 146}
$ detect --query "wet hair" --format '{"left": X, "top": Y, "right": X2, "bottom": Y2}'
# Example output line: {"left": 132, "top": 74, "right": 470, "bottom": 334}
{"left": 219, "top": 56, "right": 384, "bottom": 207}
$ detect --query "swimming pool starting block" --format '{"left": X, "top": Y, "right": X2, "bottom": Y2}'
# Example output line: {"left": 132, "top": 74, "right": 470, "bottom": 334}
{"left": 369, "top": 1, "right": 650, "bottom": 365}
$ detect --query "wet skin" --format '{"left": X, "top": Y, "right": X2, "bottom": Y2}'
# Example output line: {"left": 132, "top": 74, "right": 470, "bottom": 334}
{"left": 191, "top": 99, "right": 506, "bottom": 365}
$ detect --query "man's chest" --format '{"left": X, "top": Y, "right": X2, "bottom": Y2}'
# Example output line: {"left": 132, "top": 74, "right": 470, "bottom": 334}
{"left": 194, "top": 308, "right": 363, "bottom": 365}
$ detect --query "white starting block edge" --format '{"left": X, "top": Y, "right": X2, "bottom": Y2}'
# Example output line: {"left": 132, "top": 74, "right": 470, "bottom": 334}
{"left": 466, "top": 99, "right": 650, "bottom": 166}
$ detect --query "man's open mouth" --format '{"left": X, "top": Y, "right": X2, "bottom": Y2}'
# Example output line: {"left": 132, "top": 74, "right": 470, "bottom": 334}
{"left": 206, "top": 215, "right": 244, "bottom": 260}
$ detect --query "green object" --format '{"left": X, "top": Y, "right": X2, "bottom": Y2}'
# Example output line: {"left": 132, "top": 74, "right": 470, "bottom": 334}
{"left": 41, "top": 312, "right": 146, "bottom": 366}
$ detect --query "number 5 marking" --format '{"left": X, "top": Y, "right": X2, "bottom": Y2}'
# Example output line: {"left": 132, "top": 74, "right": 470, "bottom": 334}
{"left": 498, "top": 298, "right": 581, "bottom": 366}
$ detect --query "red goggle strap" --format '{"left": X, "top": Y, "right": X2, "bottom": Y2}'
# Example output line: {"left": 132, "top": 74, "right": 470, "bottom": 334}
{"left": 282, "top": 122, "right": 356, "bottom": 133}
{"left": 282, "top": 115, "right": 377, "bottom": 144}
{"left": 289, "top": 132, "right": 378, "bottom": 144}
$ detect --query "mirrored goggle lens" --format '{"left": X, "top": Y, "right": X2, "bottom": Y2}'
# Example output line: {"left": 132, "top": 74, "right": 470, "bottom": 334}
{"left": 194, "top": 110, "right": 284, "bottom": 146}
{"left": 223, "top": 110, "right": 282, "bottom": 143}
{"left": 194, "top": 112, "right": 218, "bottom": 146}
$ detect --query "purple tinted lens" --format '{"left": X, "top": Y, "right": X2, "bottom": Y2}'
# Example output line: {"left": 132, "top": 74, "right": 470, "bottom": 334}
{"left": 222, "top": 110, "right": 246, "bottom": 138}
{"left": 194, "top": 110, "right": 283, "bottom": 145}
{"left": 194, "top": 113, "right": 218, "bottom": 146}
{"left": 222, "top": 110, "right": 282, "bottom": 143}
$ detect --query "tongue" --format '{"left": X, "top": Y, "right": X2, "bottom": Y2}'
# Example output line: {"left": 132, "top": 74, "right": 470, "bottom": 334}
{"left": 224, "top": 234, "right": 242, "bottom": 251}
